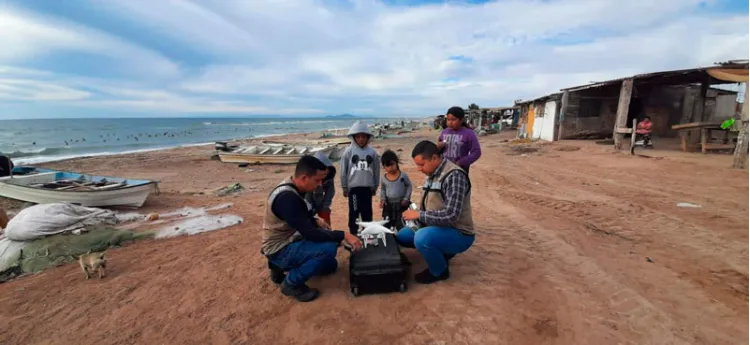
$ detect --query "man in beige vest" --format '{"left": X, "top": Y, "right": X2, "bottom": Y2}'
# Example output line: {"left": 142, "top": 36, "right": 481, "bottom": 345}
{"left": 400, "top": 140, "right": 475, "bottom": 284}
{"left": 262, "top": 155, "right": 362, "bottom": 302}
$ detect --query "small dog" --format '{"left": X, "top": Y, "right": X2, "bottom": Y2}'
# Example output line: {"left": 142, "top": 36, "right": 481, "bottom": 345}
{"left": 79, "top": 251, "right": 107, "bottom": 279}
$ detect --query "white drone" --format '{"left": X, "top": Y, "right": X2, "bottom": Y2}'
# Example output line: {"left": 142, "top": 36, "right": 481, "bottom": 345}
{"left": 356, "top": 218, "right": 396, "bottom": 248}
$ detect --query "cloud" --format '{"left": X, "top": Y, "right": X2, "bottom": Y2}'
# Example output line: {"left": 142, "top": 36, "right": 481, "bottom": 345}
{"left": 0, "top": 0, "right": 747, "bottom": 119}
{"left": 0, "top": 78, "right": 91, "bottom": 101}
{"left": 0, "top": 4, "right": 180, "bottom": 78}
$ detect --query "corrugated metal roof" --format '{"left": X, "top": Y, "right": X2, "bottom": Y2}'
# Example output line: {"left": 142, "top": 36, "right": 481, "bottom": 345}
{"left": 514, "top": 92, "right": 562, "bottom": 105}
{"left": 560, "top": 66, "right": 719, "bottom": 91}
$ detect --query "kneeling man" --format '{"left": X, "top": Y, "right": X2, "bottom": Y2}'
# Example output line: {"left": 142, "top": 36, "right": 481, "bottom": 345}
{"left": 399, "top": 140, "right": 476, "bottom": 284}
{"left": 262, "top": 155, "right": 362, "bottom": 302}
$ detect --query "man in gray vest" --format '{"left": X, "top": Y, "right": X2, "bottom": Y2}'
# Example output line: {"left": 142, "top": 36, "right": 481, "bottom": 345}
{"left": 262, "top": 155, "right": 362, "bottom": 302}
{"left": 399, "top": 140, "right": 476, "bottom": 284}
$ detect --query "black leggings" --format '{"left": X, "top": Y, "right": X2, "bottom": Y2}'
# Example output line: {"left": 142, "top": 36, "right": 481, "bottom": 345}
{"left": 348, "top": 187, "right": 373, "bottom": 234}
{"left": 382, "top": 201, "right": 407, "bottom": 230}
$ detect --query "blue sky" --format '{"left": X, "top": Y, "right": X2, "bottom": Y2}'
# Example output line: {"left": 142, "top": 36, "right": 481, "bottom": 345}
{"left": 0, "top": 0, "right": 747, "bottom": 119}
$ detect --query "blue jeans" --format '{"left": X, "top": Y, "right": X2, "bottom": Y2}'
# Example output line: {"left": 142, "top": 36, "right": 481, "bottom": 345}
{"left": 268, "top": 241, "right": 338, "bottom": 286}
{"left": 396, "top": 226, "right": 475, "bottom": 276}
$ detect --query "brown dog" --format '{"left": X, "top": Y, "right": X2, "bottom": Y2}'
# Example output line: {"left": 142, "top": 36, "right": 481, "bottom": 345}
{"left": 0, "top": 207, "right": 8, "bottom": 230}
{"left": 79, "top": 251, "right": 107, "bottom": 279}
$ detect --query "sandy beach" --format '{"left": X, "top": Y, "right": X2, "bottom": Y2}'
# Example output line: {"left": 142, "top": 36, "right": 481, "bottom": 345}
{"left": 0, "top": 127, "right": 747, "bottom": 345}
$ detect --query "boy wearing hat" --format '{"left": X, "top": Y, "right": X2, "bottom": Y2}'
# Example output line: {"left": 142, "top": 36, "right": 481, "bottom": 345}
{"left": 340, "top": 121, "right": 380, "bottom": 235}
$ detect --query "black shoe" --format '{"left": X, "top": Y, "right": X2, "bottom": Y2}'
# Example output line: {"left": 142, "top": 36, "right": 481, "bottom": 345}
{"left": 280, "top": 281, "right": 320, "bottom": 302}
{"left": 268, "top": 262, "right": 286, "bottom": 285}
{"left": 270, "top": 268, "right": 286, "bottom": 285}
{"left": 414, "top": 268, "right": 450, "bottom": 284}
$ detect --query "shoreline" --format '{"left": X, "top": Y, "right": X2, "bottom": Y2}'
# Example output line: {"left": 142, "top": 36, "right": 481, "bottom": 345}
{"left": 13, "top": 127, "right": 353, "bottom": 166}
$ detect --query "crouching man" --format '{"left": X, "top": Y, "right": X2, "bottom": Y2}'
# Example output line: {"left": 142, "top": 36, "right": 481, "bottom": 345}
{"left": 399, "top": 140, "right": 476, "bottom": 284}
{"left": 262, "top": 155, "right": 362, "bottom": 302}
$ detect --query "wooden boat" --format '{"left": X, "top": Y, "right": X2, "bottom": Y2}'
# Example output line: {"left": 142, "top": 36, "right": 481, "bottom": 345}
{"left": 217, "top": 144, "right": 336, "bottom": 164}
{"left": 0, "top": 166, "right": 158, "bottom": 208}
{"left": 316, "top": 137, "right": 351, "bottom": 145}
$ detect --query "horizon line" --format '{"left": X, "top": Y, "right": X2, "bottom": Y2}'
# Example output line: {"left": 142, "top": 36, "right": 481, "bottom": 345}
{"left": 0, "top": 114, "right": 429, "bottom": 121}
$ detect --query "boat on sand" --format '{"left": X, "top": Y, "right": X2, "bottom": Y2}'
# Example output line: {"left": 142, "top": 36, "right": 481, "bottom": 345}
{"left": 0, "top": 166, "right": 158, "bottom": 208}
{"left": 216, "top": 143, "right": 336, "bottom": 164}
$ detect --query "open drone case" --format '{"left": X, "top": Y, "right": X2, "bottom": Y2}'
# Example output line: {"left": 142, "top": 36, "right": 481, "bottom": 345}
{"left": 348, "top": 233, "right": 408, "bottom": 296}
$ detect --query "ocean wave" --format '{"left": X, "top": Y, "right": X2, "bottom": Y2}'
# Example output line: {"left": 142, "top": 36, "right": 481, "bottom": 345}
{"left": 12, "top": 143, "right": 216, "bottom": 165}
{"left": 5, "top": 147, "right": 72, "bottom": 158}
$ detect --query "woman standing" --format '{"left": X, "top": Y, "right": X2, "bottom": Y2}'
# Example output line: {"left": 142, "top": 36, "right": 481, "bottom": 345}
{"left": 437, "top": 106, "right": 482, "bottom": 174}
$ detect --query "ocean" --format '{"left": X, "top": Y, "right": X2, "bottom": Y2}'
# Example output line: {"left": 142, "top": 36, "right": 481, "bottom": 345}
{"left": 0, "top": 117, "right": 396, "bottom": 165}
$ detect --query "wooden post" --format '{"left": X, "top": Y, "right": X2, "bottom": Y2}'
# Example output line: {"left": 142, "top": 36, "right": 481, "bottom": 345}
{"left": 696, "top": 81, "right": 708, "bottom": 122}
{"left": 732, "top": 86, "right": 749, "bottom": 169}
{"left": 557, "top": 91, "right": 570, "bottom": 141}
{"left": 681, "top": 87, "right": 695, "bottom": 123}
{"left": 630, "top": 118, "right": 637, "bottom": 154}
{"left": 613, "top": 79, "right": 634, "bottom": 150}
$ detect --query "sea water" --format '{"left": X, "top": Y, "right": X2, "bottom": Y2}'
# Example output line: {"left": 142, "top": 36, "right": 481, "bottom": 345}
{"left": 0, "top": 117, "right": 391, "bottom": 164}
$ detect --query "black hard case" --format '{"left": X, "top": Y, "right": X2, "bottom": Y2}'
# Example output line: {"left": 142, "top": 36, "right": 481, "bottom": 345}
{"left": 348, "top": 234, "right": 408, "bottom": 296}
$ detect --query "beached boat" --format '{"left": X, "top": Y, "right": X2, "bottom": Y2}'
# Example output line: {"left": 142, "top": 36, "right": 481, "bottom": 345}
{"left": 217, "top": 144, "right": 336, "bottom": 164}
{"left": 0, "top": 166, "right": 158, "bottom": 208}
{"left": 316, "top": 137, "right": 351, "bottom": 145}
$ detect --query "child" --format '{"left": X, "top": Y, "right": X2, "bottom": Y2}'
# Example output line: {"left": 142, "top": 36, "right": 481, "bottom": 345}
{"left": 437, "top": 106, "right": 482, "bottom": 174}
{"left": 304, "top": 151, "right": 336, "bottom": 226}
{"left": 636, "top": 116, "right": 653, "bottom": 136}
{"left": 379, "top": 150, "right": 412, "bottom": 230}
{"left": 340, "top": 121, "right": 380, "bottom": 235}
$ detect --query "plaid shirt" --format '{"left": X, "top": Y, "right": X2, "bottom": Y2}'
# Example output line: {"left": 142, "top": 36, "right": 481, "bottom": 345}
{"left": 419, "top": 159, "right": 470, "bottom": 227}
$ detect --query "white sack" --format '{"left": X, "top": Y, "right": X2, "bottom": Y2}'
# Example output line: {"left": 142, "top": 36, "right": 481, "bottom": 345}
{"left": 3, "top": 203, "right": 119, "bottom": 241}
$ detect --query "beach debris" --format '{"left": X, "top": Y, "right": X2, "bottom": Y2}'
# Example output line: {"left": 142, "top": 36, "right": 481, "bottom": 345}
{"left": 215, "top": 183, "right": 244, "bottom": 197}
{"left": 507, "top": 145, "right": 539, "bottom": 156}
{"left": 155, "top": 214, "right": 244, "bottom": 239}
{"left": 510, "top": 138, "right": 534, "bottom": 145}
{"left": 556, "top": 146, "right": 581, "bottom": 152}
{"left": 646, "top": 257, "right": 655, "bottom": 263}
{"left": 146, "top": 213, "right": 160, "bottom": 222}
{"left": 676, "top": 202, "right": 702, "bottom": 208}
{"left": 245, "top": 169, "right": 255, "bottom": 173}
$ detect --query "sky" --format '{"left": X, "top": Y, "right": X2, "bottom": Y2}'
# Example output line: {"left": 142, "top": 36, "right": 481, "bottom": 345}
{"left": 0, "top": 0, "right": 748, "bottom": 119}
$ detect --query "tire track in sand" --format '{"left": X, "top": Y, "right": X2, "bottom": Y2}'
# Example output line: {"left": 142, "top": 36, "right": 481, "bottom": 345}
{"left": 480, "top": 163, "right": 747, "bottom": 344}
{"left": 493, "top": 155, "right": 747, "bottom": 279}
{"left": 470, "top": 169, "right": 690, "bottom": 345}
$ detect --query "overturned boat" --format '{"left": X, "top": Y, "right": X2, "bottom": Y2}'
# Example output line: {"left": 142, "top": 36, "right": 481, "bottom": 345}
{"left": 217, "top": 143, "right": 336, "bottom": 164}
{"left": 0, "top": 166, "right": 158, "bottom": 208}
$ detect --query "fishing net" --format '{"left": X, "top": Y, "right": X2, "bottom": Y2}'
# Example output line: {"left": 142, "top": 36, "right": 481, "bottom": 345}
{"left": 0, "top": 226, "right": 154, "bottom": 282}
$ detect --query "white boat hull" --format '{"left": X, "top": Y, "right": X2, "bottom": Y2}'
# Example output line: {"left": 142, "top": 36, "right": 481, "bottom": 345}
{"left": 218, "top": 153, "right": 305, "bottom": 164}
{"left": 0, "top": 180, "right": 157, "bottom": 208}
{"left": 217, "top": 143, "right": 335, "bottom": 165}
